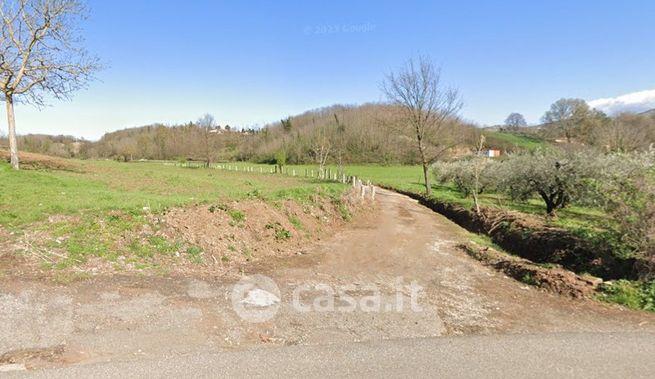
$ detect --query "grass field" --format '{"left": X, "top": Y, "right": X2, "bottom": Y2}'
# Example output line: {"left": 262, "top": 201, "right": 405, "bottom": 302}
{"left": 483, "top": 131, "right": 549, "bottom": 151}
{"left": 0, "top": 160, "right": 349, "bottom": 270}
{"left": 0, "top": 160, "right": 346, "bottom": 229}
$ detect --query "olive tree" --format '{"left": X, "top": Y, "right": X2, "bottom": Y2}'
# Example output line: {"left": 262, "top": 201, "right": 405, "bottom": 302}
{"left": 1, "top": 0, "right": 100, "bottom": 169}
{"left": 495, "top": 149, "right": 596, "bottom": 216}
{"left": 590, "top": 152, "right": 655, "bottom": 277}
{"left": 383, "top": 56, "right": 462, "bottom": 195}
{"left": 433, "top": 135, "right": 495, "bottom": 215}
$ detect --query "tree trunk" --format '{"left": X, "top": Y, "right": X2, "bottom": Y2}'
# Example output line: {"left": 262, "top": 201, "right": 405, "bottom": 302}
{"left": 5, "top": 96, "right": 19, "bottom": 170}
{"left": 539, "top": 190, "right": 557, "bottom": 217}
{"left": 546, "top": 202, "right": 556, "bottom": 217}
{"left": 422, "top": 162, "right": 431, "bottom": 196}
{"left": 416, "top": 137, "right": 431, "bottom": 196}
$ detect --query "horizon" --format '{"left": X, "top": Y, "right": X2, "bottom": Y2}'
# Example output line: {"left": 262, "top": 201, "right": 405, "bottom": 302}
{"left": 3, "top": 0, "right": 655, "bottom": 140}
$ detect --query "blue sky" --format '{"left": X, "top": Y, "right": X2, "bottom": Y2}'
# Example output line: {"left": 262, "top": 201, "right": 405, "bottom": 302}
{"left": 5, "top": 0, "right": 655, "bottom": 140}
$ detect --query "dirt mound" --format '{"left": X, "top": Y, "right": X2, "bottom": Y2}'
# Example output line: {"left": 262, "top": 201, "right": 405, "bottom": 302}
{"left": 0, "top": 185, "right": 368, "bottom": 280}
{"left": 0, "top": 150, "right": 81, "bottom": 171}
{"left": 461, "top": 242, "right": 602, "bottom": 298}
{"left": 157, "top": 195, "right": 356, "bottom": 274}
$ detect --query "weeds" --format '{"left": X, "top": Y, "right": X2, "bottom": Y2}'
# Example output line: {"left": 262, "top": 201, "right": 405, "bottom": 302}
{"left": 288, "top": 214, "right": 303, "bottom": 229}
{"left": 228, "top": 210, "right": 246, "bottom": 223}
{"left": 186, "top": 245, "right": 204, "bottom": 264}
{"left": 597, "top": 280, "right": 655, "bottom": 312}
{"left": 265, "top": 222, "right": 292, "bottom": 240}
{"left": 520, "top": 272, "right": 539, "bottom": 286}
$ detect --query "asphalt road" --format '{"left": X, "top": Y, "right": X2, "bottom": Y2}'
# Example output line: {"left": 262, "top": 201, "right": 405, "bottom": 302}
{"left": 6, "top": 332, "right": 655, "bottom": 378}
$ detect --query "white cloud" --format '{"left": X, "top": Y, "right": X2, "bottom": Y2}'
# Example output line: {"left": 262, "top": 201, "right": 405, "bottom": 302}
{"left": 588, "top": 88, "right": 655, "bottom": 115}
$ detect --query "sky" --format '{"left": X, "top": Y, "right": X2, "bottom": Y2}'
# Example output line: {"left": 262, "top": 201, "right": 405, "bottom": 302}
{"left": 3, "top": 0, "right": 655, "bottom": 140}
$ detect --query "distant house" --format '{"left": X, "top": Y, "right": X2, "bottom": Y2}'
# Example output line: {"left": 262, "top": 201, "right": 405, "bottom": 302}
{"left": 485, "top": 149, "right": 502, "bottom": 158}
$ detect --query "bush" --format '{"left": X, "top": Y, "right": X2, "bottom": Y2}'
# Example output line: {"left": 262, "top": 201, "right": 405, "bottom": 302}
{"left": 597, "top": 280, "right": 655, "bottom": 311}
{"left": 274, "top": 149, "right": 287, "bottom": 172}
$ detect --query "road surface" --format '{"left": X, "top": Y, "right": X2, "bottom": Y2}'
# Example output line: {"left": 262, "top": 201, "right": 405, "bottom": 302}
{"left": 4, "top": 333, "right": 655, "bottom": 378}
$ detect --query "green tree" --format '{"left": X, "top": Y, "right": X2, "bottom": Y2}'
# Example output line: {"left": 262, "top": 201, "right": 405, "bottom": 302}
{"left": 590, "top": 152, "right": 655, "bottom": 277}
{"left": 274, "top": 149, "right": 287, "bottom": 173}
{"left": 541, "top": 98, "right": 591, "bottom": 143}
{"left": 496, "top": 149, "right": 595, "bottom": 216}
{"left": 504, "top": 113, "right": 527, "bottom": 131}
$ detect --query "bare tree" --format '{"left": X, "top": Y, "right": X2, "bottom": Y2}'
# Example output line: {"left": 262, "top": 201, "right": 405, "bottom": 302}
{"left": 309, "top": 118, "right": 332, "bottom": 178}
{"left": 383, "top": 56, "right": 462, "bottom": 195}
{"left": 594, "top": 112, "right": 655, "bottom": 152}
{"left": 1, "top": 0, "right": 100, "bottom": 169}
{"left": 471, "top": 134, "right": 486, "bottom": 215}
{"left": 333, "top": 113, "right": 346, "bottom": 176}
{"left": 197, "top": 113, "right": 216, "bottom": 166}
{"left": 504, "top": 112, "right": 527, "bottom": 131}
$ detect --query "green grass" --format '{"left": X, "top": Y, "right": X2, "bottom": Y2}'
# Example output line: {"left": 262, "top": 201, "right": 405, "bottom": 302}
{"left": 228, "top": 209, "right": 246, "bottom": 223}
{"left": 287, "top": 214, "right": 303, "bottom": 229}
{"left": 186, "top": 245, "right": 204, "bottom": 264}
{"left": 0, "top": 160, "right": 346, "bottom": 229}
{"left": 483, "top": 131, "right": 549, "bottom": 151}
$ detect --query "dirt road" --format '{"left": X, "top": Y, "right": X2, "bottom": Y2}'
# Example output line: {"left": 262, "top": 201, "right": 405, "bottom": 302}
{"left": 1, "top": 189, "right": 654, "bottom": 371}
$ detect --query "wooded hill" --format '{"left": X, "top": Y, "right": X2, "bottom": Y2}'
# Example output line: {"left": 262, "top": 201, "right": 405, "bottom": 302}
{"left": 4, "top": 103, "right": 655, "bottom": 164}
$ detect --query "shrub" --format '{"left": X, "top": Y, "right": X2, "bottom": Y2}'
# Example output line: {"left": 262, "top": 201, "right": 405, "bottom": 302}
{"left": 274, "top": 149, "right": 287, "bottom": 172}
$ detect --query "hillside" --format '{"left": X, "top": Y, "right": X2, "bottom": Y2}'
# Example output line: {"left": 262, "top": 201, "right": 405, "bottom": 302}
{"left": 482, "top": 130, "right": 549, "bottom": 152}
{"left": 59, "top": 103, "right": 480, "bottom": 165}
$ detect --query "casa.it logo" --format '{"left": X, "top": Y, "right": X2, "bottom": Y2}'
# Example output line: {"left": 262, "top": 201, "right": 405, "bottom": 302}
{"left": 230, "top": 274, "right": 281, "bottom": 323}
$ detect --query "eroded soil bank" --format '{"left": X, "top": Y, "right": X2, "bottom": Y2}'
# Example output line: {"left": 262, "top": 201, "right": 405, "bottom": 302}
{"left": 388, "top": 187, "right": 638, "bottom": 280}
{"left": 0, "top": 188, "right": 365, "bottom": 280}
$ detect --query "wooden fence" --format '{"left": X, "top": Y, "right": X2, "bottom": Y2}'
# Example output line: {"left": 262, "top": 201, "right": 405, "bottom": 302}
{"left": 171, "top": 161, "right": 376, "bottom": 200}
